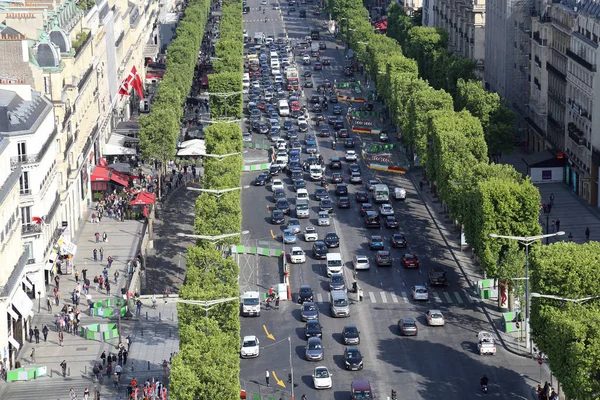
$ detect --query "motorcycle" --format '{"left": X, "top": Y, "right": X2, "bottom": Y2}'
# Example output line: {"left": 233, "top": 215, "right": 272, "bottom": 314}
{"left": 332, "top": 141, "right": 336, "bottom": 150}
{"left": 316, "top": 119, "right": 320, "bottom": 126}
{"left": 481, "top": 384, "right": 488, "bottom": 394}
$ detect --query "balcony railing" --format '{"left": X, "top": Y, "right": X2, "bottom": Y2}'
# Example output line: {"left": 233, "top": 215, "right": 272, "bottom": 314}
{"left": 546, "top": 62, "right": 566, "bottom": 81}
{"left": 10, "top": 127, "right": 58, "bottom": 169}
{"left": 566, "top": 49, "right": 596, "bottom": 72}
{"left": 78, "top": 65, "right": 94, "bottom": 91}
{"left": 64, "top": 134, "right": 74, "bottom": 160}
{"left": 20, "top": 188, "right": 32, "bottom": 196}
{"left": 22, "top": 223, "right": 42, "bottom": 236}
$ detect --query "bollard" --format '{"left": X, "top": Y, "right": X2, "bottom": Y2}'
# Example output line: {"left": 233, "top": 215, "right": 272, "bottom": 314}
{"left": 68, "top": 367, "right": 71, "bottom": 377}
{"left": 85, "top": 365, "right": 87, "bottom": 375}
{"left": 33, "top": 370, "right": 37, "bottom": 380}
{"left": 49, "top": 368, "right": 52, "bottom": 378}
{"left": 141, "top": 328, "right": 144, "bottom": 337}
{"left": 172, "top": 313, "right": 173, "bottom": 321}
{"left": 148, "top": 361, "right": 151, "bottom": 371}
{"left": 146, "top": 312, "right": 148, "bottom": 320}
{"left": 169, "top": 329, "right": 172, "bottom": 337}
{"left": 159, "top": 312, "right": 161, "bottom": 321}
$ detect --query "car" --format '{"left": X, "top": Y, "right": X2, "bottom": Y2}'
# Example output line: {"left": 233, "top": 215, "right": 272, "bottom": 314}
{"left": 314, "top": 187, "right": 329, "bottom": 200}
{"left": 344, "top": 137, "right": 356, "bottom": 148}
{"left": 344, "top": 347, "right": 363, "bottom": 370}
{"left": 243, "top": 132, "right": 252, "bottom": 142}
{"left": 298, "top": 285, "right": 314, "bottom": 303}
{"left": 327, "top": 115, "right": 337, "bottom": 125}
{"left": 271, "top": 209, "right": 285, "bottom": 224}
{"left": 329, "top": 95, "right": 338, "bottom": 103}
{"left": 312, "top": 241, "right": 328, "bottom": 259}
{"left": 429, "top": 266, "right": 449, "bottom": 286}
{"left": 318, "top": 41, "right": 326, "bottom": 50}
{"left": 333, "top": 120, "right": 344, "bottom": 130}
{"left": 304, "top": 81, "right": 314, "bottom": 88}
{"left": 398, "top": 317, "right": 418, "bottom": 336}
{"left": 356, "top": 191, "right": 369, "bottom": 203}
{"left": 338, "top": 196, "right": 351, "bottom": 208}
{"left": 272, "top": 179, "right": 285, "bottom": 192}
{"left": 376, "top": 251, "right": 392, "bottom": 266}
{"left": 349, "top": 171, "right": 362, "bottom": 184}
{"left": 384, "top": 216, "right": 399, "bottom": 229}
{"left": 348, "top": 163, "right": 360, "bottom": 173}
{"left": 314, "top": 62, "right": 322, "bottom": 70}
{"left": 254, "top": 172, "right": 271, "bottom": 186}
{"left": 353, "top": 255, "right": 370, "bottom": 270}
{"left": 240, "top": 335, "right": 260, "bottom": 358}
{"left": 391, "top": 233, "right": 408, "bottom": 248}
{"left": 379, "top": 132, "right": 388, "bottom": 142}
{"left": 304, "top": 226, "right": 318, "bottom": 241}
{"left": 269, "top": 164, "right": 281, "bottom": 176}
{"left": 402, "top": 253, "right": 419, "bottom": 268}
{"left": 322, "top": 58, "right": 331, "bottom": 66}
{"left": 331, "top": 173, "right": 343, "bottom": 183}
{"left": 299, "top": 121, "right": 309, "bottom": 132}
{"left": 290, "top": 100, "right": 301, "bottom": 112}
{"left": 312, "top": 366, "right": 332, "bottom": 389}
{"left": 329, "top": 273, "right": 346, "bottom": 291}
{"left": 329, "top": 158, "right": 342, "bottom": 169}
{"left": 304, "top": 70, "right": 312, "bottom": 77}
{"left": 320, "top": 198, "right": 334, "bottom": 213}
{"left": 276, "top": 198, "right": 291, "bottom": 214}
{"left": 305, "top": 337, "right": 324, "bottom": 361}
{"left": 379, "top": 203, "right": 394, "bottom": 216}
{"left": 283, "top": 119, "right": 294, "bottom": 131}
{"left": 368, "top": 235, "right": 384, "bottom": 250}
{"left": 273, "top": 189, "right": 286, "bottom": 202}
{"left": 294, "top": 179, "right": 307, "bottom": 191}
{"left": 301, "top": 302, "right": 320, "bottom": 321}
{"left": 283, "top": 228, "right": 297, "bottom": 244}
{"left": 310, "top": 94, "right": 321, "bottom": 104}
{"left": 311, "top": 103, "right": 322, "bottom": 112}
{"left": 360, "top": 203, "right": 375, "bottom": 216}
{"left": 319, "top": 127, "right": 331, "bottom": 137}
{"left": 287, "top": 218, "right": 301, "bottom": 234}
{"left": 426, "top": 310, "right": 445, "bottom": 326}
{"left": 290, "top": 247, "right": 306, "bottom": 264}
{"left": 335, "top": 184, "right": 348, "bottom": 196}
{"left": 324, "top": 232, "right": 340, "bottom": 248}
{"left": 342, "top": 324, "right": 360, "bottom": 345}
{"left": 477, "top": 331, "right": 497, "bottom": 355}
{"left": 345, "top": 150, "right": 357, "bottom": 161}
{"left": 412, "top": 285, "right": 429, "bottom": 301}
{"left": 365, "top": 179, "right": 379, "bottom": 191}
{"left": 331, "top": 105, "right": 342, "bottom": 115}
{"left": 305, "top": 320, "right": 322, "bottom": 338}
{"left": 318, "top": 211, "right": 331, "bottom": 226}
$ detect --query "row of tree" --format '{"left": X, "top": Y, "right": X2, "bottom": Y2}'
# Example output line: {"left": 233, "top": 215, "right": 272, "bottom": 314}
{"left": 328, "top": 2, "right": 600, "bottom": 397}
{"left": 169, "top": 0, "right": 244, "bottom": 398}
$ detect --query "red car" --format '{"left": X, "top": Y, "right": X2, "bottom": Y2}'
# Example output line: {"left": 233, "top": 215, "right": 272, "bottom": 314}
{"left": 291, "top": 101, "right": 301, "bottom": 111}
{"left": 401, "top": 253, "right": 419, "bottom": 268}
{"left": 257, "top": 101, "right": 267, "bottom": 110}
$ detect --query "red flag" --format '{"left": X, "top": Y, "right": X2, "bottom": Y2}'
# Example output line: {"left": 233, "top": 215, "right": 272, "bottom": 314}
{"left": 118, "top": 66, "right": 145, "bottom": 99}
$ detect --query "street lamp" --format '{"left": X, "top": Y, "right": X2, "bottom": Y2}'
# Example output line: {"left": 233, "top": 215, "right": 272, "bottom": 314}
{"left": 489, "top": 231, "right": 565, "bottom": 356}
{"left": 203, "top": 152, "right": 243, "bottom": 159}
{"left": 263, "top": 336, "right": 295, "bottom": 398}
{"left": 530, "top": 293, "right": 600, "bottom": 303}
{"left": 187, "top": 186, "right": 250, "bottom": 197}
{"left": 175, "top": 297, "right": 239, "bottom": 333}
{"left": 176, "top": 231, "right": 250, "bottom": 242}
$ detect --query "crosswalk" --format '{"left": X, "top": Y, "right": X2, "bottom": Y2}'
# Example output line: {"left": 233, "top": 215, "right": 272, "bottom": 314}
{"left": 313, "top": 290, "right": 475, "bottom": 305}
{"left": 244, "top": 18, "right": 283, "bottom": 22}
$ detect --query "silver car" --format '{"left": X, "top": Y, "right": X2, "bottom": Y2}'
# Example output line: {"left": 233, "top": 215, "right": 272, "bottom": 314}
{"left": 287, "top": 218, "right": 301, "bottom": 234}
{"left": 305, "top": 337, "right": 324, "bottom": 361}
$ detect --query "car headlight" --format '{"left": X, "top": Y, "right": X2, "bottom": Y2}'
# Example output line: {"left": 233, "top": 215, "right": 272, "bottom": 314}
{"left": 345, "top": 361, "right": 350, "bottom": 365}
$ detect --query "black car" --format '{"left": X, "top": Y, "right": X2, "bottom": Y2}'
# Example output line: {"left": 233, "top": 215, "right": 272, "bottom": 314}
{"left": 320, "top": 198, "right": 334, "bottom": 213}
{"left": 254, "top": 173, "right": 271, "bottom": 186}
{"left": 335, "top": 184, "right": 348, "bottom": 196}
{"left": 344, "top": 347, "right": 363, "bottom": 370}
{"left": 429, "top": 267, "right": 449, "bottom": 286}
{"left": 342, "top": 324, "right": 360, "bottom": 345}
{"left": 337, "top": 128, "right": 350, "bottom": 138}
{"left": 294, "top": 179, "right": 307, "bottom": 191}
{"left": 305, "top": 320, "right": 322, "bottom": 338}
{"left": 273, "top": 189, "right": 286, "bottom": 202}
{"left": 322, "top": 58, "right": 330, "bottom": 66}
{"left": 276, "top": 198, "right": 291, "bottom": 214}
{"left": 304, "top": 81, "right": 314, "bottom": 88}
{"left": 333, "top": 120, "right": 344, "bottom": 130}
{"left": 356, "top": 191, "right": 369, "bottom": 203}
{"left": 344, "top": 138, "right": 356, "bottom": 148}
{"left": 348, "top": 163, "right": 360, "bottom": 173}
{"left": 329, "top": 158, "right": 342, "bottom": 169}
{"left": 329, "top": 96, "right": 338, "bottom": 103}
{"left": 360, "top": 203, "right": 375, "bottom": 216}
{"left": 385, "top": 216, "right": 399, "bottom": 229}
{"left": 318, "top": 41, "right": 326, "bottom": 50}
{"left": 304, "top": 70, "right": 312, "bottom": 77}
{"left": 332, "top": 105, "right": 343, "bottom": 115}
{"left": 314, "top": 187, "right": 329, "bottom": 200}
{"left": 283, "top": 119, "right": 293, "bottom": 130}
{"left": 312, "top": 103, "right": 322, "bottom": 112}
{"left": 338, "top": 196, "right": 351, "bottom": 208}
{"left": 319, "top": 127, "right": 331, "bottom": 137}
{"left": 298, "top": 284, "right": 314, "bottom": 303}
{"left": 287, "top": 130, "right": 299, "bottom": 140}
{"left": 331, "top": 173, "right": 343, "bottom": 183}
{"left": 391, "top": 233, "right": 408, "bottom": 248}
{"left": 271, "top": 209, "right": 285, "bottom": 224}
{"left": 312, "top": 241, "right": 329, "bottom": 259}
{"left": 324, "top": 232, "right": 340, "bottom": 248}
{"left": 269, "top": 164, "right": 281, "bottom": 176}
{"left": 310, "top": 95, "right": 321, "bottom": 104}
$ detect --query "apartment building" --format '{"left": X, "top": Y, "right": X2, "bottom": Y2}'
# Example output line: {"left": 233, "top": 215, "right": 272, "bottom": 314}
{"left": 396, "top": 0, "right": 423, "bottom": 16}
{"left": 429, "top": 0, "right": 486, "bottom": 76}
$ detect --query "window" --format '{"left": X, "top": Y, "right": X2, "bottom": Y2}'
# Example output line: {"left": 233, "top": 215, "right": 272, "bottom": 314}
{"left": 43, "top": 76, "right": 51, "bottom": 95}
{"left": 17, "top": 141, "right": 26, "bottom": 161}
{"left": 19, "top": 171, "right": 30, "bottom": 195}
{"left": 23, "top": 241, "right": 34, "bottom": 261}
{"left": 21, "top": 206, "right": 31, "bottom": 225}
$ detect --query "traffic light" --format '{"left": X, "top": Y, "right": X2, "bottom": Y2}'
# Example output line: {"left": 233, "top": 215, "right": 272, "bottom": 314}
{"left": 391, "top": 389, "right": 397, "bottom": 400}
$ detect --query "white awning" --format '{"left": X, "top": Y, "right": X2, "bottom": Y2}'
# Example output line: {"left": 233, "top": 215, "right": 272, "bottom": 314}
{"left": 104, "top": 133, "right": 138, "bottom": 156}
{"left": 22, "top": 277, "right": 32, "bottom": 290}
{"left": 12, "top": 287, "right": 33, "bottom": 318}
{"left": 7, "top": 306, "right": 19, "bottom": 321}
{"left": 7, "top": 335, "right": 20, "bottom": 351}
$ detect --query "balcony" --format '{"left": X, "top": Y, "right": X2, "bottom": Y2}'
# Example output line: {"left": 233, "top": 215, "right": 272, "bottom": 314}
{"left": 533, "top": 31, "right": 548, "bottom": 46}
{"left": 546, "top": 62, "right": 566, "bottom": 82}
{"left": 535, "top": 55, "right": 542, "bottom": 68}
{"left": 73, "top": 31, "right": 91, "bottom": 59}
{"left": 22, "top": 223, "right": 42, "bottom": 236}
{"left": 78, "top": 65, "right": 94, "bottom": 91}
{"left": 20, "top": 188, "right": 32, "bottom": 196}
{"left": 566, "top": 49, "right": 596, "bottom": 72}
{"left": 10, "top": 127, "right": 58, "bottom": 169}
{"left": 62, "top": 106, "right": 72, "bottom": 126}
{"left": 115, "top": 31, "right": 125, "bottom": 48}
{"left": 63, "top": 134, "right": 74, "bottom": 161}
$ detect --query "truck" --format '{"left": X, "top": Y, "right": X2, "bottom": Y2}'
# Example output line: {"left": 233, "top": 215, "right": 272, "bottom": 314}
{"left": 311, "top": 29, "right": 320, "bottom": 40}
{"left": 285, "top": 66, "right": 299, "bottom": 91}
{"left": 254, "top": 32, "right": 265, "bottom": 46}
{"left": 311, "top": 42, "right": 320, "bottom": 57}
{"left": 372, "top": 184, "right": 390, "bottom": 203}
{"left": 241, "top": 291, "right": 261, "bottom": 316}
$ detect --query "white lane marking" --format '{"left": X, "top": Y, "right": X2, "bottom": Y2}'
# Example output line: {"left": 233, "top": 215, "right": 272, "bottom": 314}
{"left": 380, "top": 292, "right": 388, "bottom": 303}
{"left": 316, "top": 293, "right": 323, "bottom": 303}
{"left": 443, "top": 292, "right": 453, "bottom": 303}
{"left": 454, "top": 292, "right": 464, "bottom": 304}
{"left": 430, "top": 292, "right": 442, "bottom": 303}
{"left": 369, "top": 291, "right": 376, "bottom": 303}
{"left": 401, "top": 292, "right": 409, "bottom": 303}
{"left": 464, "top": 292, "right": 473, "bottom": 303}
{"left": 391, "top": 293, "right": 398, "bottom": 303}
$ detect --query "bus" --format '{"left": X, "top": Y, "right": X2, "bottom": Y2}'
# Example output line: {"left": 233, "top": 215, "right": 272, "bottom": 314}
{"left": 285, "top": 66, "right": 299, "bottom": 90}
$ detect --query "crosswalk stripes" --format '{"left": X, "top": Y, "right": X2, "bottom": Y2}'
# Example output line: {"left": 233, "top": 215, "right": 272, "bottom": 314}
{"left": 369, "top": 292, "right": 376, "bottom": 303}
{"left": 401, "top": 292, "right": 410, "bottom": 303}
{"left": 390, "top": 293, "right": 398, "bottom": 303}
{"left": 430, "top": 292, "right": 442, "bottom": 303}
{"left": 316, "top": 293, "right": 323, "bottom": 303}
{"left": 443, "top": 292, "right": 453, "bottom": 303}
{"left": 310, "top": 290, "right": 474, "bottom": 305}
{"left": 454, "top": 292, "right": 464, "bottom": 304}
{"left": 380, "top": 292, "right": 388, "bottom": 303}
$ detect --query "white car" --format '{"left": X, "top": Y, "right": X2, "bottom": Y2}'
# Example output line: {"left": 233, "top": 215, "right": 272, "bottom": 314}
{"left": 282, "top": 57, "right": 290, "bottom": 66}
{"left": 353, "top": 255, "right": 370, "bottom": 270}
{"left": 312, "top": 366, "right": 332, "bottom": 389}
{"left": 412, "top": 285, "right": 429, "bottom": 301}
{"left": 426, "top": 310, "right": 445, "bottom": 326}
{"left": 477, "top": 331, "right": 497, "bottom": 355}
{"left": 394, "top": 186, "right": 407, "bottom": 200}
{"left": 317, "top": 211, "right": 330, "bottom": 226}
{"left": 261, "top": 0, "right": 267, "bottom": 4}
{"left": 272, "top": 179, "right": 285, "bottom": 192}
{"left": 290, "top": 246, "right": 306, "bottom": 264}
{"left": 297, "top": 116, "right": 307, "bottom": 126}
{"left": 271, "top": 68, "right": 281, "bottom": 76}
{"left": 379, "top": 203, "right": 394, "bottom": 216}
{"left": 296, "top": 188, "right": 309, "bottom": 201}
{"left": 304, "top": 226, "right": 318, "bottom": 241}
{"left": 345, "top": 150, "right": 357, "bottom": 161}
{"left": 302, "top": 54, "right": 310, "bottom": 63}
{"left": 240, "top": 335, "right": 260, "bottom": 358}
{"left": 273, "top": 3, "right": 280, "bottom": 9}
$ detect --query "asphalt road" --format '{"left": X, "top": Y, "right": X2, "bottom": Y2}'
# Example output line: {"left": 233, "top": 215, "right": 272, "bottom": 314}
{"left": 240, "top": 3, "right": 541, "bottom": 400}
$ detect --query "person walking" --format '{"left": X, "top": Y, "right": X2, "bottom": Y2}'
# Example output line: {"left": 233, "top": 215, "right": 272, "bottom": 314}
{"left": 101, "top": 351, "right": 107, "bottom": 366}
{"left": 70, "top": 388, "right": 76, "bottom": 399}
{"left": 82, "top": 268, "right": 88, "bottom": 281}
{"left": 28, "top": 327, "right": 34, "bottom": 343}
{"left": 568, "top": 232, "right": 574, "bottom": 242}
{"left": 106, "top": 282, "right": 111, "bottom": 296}
{"left": 102, "top": 232, "right": 108, "bottom": 243}
{"left": 42, "top": 325, "right": 49, "bottom": 342}
{"left": 74, "top": 270, "right": 79, "bottom": 283}
{"left": 47, "top": 297, "right": 52, "bottom": 313}
{"left": 34, "top": 326, "right": 40, "bottom": 343}
{"left": 55, "top": 275, "right": 60, "bottom": 289}
{"left": 113, "top": 372, "right": 119, "bottom": 388}
{"left": 114, "top": 270, "right": 119, "bottom": 284}
{"left": 95, "top": 232, "right": 100, "bottom": 243}
{"left": 551, "top": 220, "right": 556, "bottom": 233}
{"left": 136, "top": 299, "right": 142, "bottom": 316}
{"left": 586, "top": 227, "right": 591, "bottom": 241}
{"left": 115, "top": 364, "right": 122, "bottom": 381}
{"left": 58, "top": 330, "right": 64, "bottom": 347}
{"left": 107, "top": 256, "right": 113, "bottom": 268}
{"left": 99, "top": 247, "right": 104, "bottom": 262}
{"left": 123, "top": 349, "right": 128, "bottom": 365}
{"left": 93, "top": 249, "right": 98, "bottom": 262}
{"left": 60, "top": 360, "right": 67, "bottom": 377}
{"left": 556, "top": 219, "right": 561, "bottom": 232}
{"left": 265, "top": 369, "right": 270, "bottom": 386}
{"left": 30, "top": 348, "right": 36, "bottom": 364}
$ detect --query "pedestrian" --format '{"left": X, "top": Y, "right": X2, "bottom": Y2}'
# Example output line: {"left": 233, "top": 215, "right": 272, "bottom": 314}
{"left": 547, "top": 203, "right": 552, "bottom": 213}
{"left": 118, "top": 350, "right": 123, "bottom": 365}
{"left": 102, "top": 232, "right": 108, "bottom": 242}
{"left": 136, "top": 299, "right": 142, "bottom": 316}
{"left": 107, "top": 256, "right": 113, "bottom": 268}
{"left": 113, "top": 372, "right": 119, "bottom": 388}
{"left": 550, "top": 193, "right": 555, "bottom": 206}
{"left": 74, "top": 269, "right": 79, "bottom": 283}
{"left": 266, "top": 297, "right": 271, "bottom": 310}
{"left": 556, "top": 219, "right": 561, "bottom": 232}
{"left": 269, "top": 287, "right": 273, "bottom": 297}
{"left": 114, "top": 270, "right": 119, "bottom": 284}
{"left": 82, "top": 268, "right": 88, "bottom": 281}
{"left": 70, "top": 388, "right": 76, "bottom": 399}
{"left": 126, "top": 335, "right": 131, "bottom": 350}
{"left": 60, "top": 360, "right": 67, "bottom": 377}
{"left": 275, "top": 296, "right": 280, "bottom": 309}
{"left": 59, "top": 330, "right": 64, "bottom": 346}
{"left": 106, "top": 282, "right": 111, "bottom": 296}
{"left": 94, "top": 276, "right": 99, "bottom": 291}
{"left": 103, "top": 267, "right": 109, "bottom": 281}
{"left": 115, "top": 363, "right": 122, "bottom": 380}
{"left": 42, "top": 325, "right": 49, "bottom": 342}
{"left": 99, "top": 247, "right": 104, "bottom": 261}
{"left": 55, "top": 274, "right": 60, "bottom": 289}
{"left": 265, "top": 369, "right": 270, "bottom": 386}
{"left": 93, "top": 248, "right": 97, "bottom": 261}
{"left": 551, "top": 220, "right": 556, "bottom": 233}
{"left": 83, "top": 387, "right": 90, "bottom": 400}
{"left": 123, "top": 349, "right": 128, "bottom": 365}
{"left": 101, "top": 351, "right": 107, "bottom": 365}
{"left": 28, "top": 327, "right": 33, "bottom": 343}
{"left": 30, "top": 348, "right": 36, "bottom": 363}
{"left": 95, "top": 232, "right": 100, "bottom": 243}
{"left": 47, "top": 297, "right": 52, "bottom": 313}
{"left": 586, "top": 227, "right": 591, "bottom": 241}
{"left": 568, "top": 232, "right": 573, "bottom": 242}
{"left": 34, "top": 326, "right": 40, "bottom": 343}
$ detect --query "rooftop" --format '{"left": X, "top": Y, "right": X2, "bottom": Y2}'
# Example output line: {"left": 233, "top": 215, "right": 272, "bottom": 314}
{"left": 0, "top": 88, "right": 52, "bottom": 134}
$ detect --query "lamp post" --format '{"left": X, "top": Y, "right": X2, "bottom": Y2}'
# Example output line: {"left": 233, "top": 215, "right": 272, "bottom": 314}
{"left": 176, "top": 231, "right": 250, "bottom": 243}
{"left": 174, "top": 297, "right": 239, "bottom": 333}
{"left": 489, "top": 231, "right": 565, "bottom": 356}
{"left": 187, "top": 186, "right": 250, "bottom": 197}
{"left": 530, "top": 293, "right": 600, "bottom": 303}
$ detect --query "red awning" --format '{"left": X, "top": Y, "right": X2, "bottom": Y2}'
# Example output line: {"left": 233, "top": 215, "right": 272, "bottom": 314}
{"left": 99, "top": 158, "right": 108, "bottom": 166}
{"left": 130, "top": 191, "right": 156, "bottom": 205}
{"left": 90, "top": 166, "right": 129, "bottom": 187}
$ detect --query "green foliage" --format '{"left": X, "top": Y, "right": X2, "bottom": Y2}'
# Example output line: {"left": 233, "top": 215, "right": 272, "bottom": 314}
{"left": 530, "top": 242, "right": 600, "bottom": 400}
{"left": 208, "top": 72, "right": 243, "bottom": 119}
{"left": 138, "top": 107, "right": 179, "bottom": 165}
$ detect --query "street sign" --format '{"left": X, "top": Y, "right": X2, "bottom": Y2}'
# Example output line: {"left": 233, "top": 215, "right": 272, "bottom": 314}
{"left": 537, "top": 357, "right": 543, "bottom": 365}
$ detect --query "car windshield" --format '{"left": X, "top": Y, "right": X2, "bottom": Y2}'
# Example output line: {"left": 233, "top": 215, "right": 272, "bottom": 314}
{"left": 403, "top": 320, "right": 416, "bottom": 327}
{"left": 326, "top": 234, "right": 338, "bottom": 239}
{"left": 292, "top": 250, "right": 303, "bottom": 255}
{"left": 307, "top": 321, "right": 320, "bottom": 329}
{"left": 304, "top": 304, "right": 317, "bottom": 311}
{"left": 372, "top": 236, "right": 382, "bottom": 242}
{"left": 331, "top": 275, "right": 343, "bottom": 283}
{"left": 379, "top": 253, "right": 390, "bottom": 259}
{"left": 243, "top": 340, "right": 257, "bottom": 347}
{"left": 334, "top": 298, "right": 348, "bottom": 306}
{"left": 300, "top": 288, "right": 312, "bottom": 296}
{"left": 243, "top": 298, "right": 259, "bottom": 305}
{"left": 308, "top": 342, "right": 322, "bottom": 350}
{"left": 406, "top": 255, "right": 416, "bottom": 260}
{"left": 416, "top": 288, "right": 427, "bottom": 294}
{"left": 347, "top": 351, "right": 360, "bottom": 359}
{"left": 345, "top": 327, "right": 358, "bottom": 335}
{"left": 315, "top": 369, "right": 329, "bottom": 378}
{"left": 430, "top": 313, "right": 443, "bottom": 318}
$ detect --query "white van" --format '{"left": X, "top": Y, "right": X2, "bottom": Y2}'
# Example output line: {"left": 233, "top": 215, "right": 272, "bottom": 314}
{"left": 271, "top": 60, "right": 280, "bottom": 70}
{"left": 242, "top": 73, "right": 250, "bottom": 92}
{"left": 326, "top": 253, "right": 343, "bottom": 276}
{"left": 278, "top": 99, "right": 290, "bottom": 116}
{"left": 296, "top": 188, "right": 309, "bottom": 201}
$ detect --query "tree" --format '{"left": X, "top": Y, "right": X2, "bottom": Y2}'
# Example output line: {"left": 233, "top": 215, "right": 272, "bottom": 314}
{"left": 208, "top": 72, "right": 243, "bottom": 119}
{"left": 386, "top": 3, "right": 413, "bottom": 48}
{"left": 404, "top": 26, "right": 448, "bottom": 82}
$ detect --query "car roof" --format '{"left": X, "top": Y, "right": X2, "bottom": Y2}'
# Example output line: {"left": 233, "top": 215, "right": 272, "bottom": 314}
{"left": 402, "top": 317, "right": 416, "bottom": 323}
{"left": 300, "top": 284, "right": 312, "bottom": 290}
{"left": 308, "top": 336, "right": 321, "bottom": 343}
{"left": 414, "top": 285, "right": 427, "bottom": 289}
{"left": 344, "top": 324, "right": 358, "bottom": 329}
{"left": 291, "top": 246, "right": 303, "bottom": 251}
{"left": 428, "top": 309, "right": 442, "bottom": 314}
{"left": 351, "top": 379, "right": 372, "bottom": 390}
{"left": 243, "top": 335, "right": 257, "bottom": 341}
{"left": 355, "top": 255, "right": 368, "bottom": 261}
